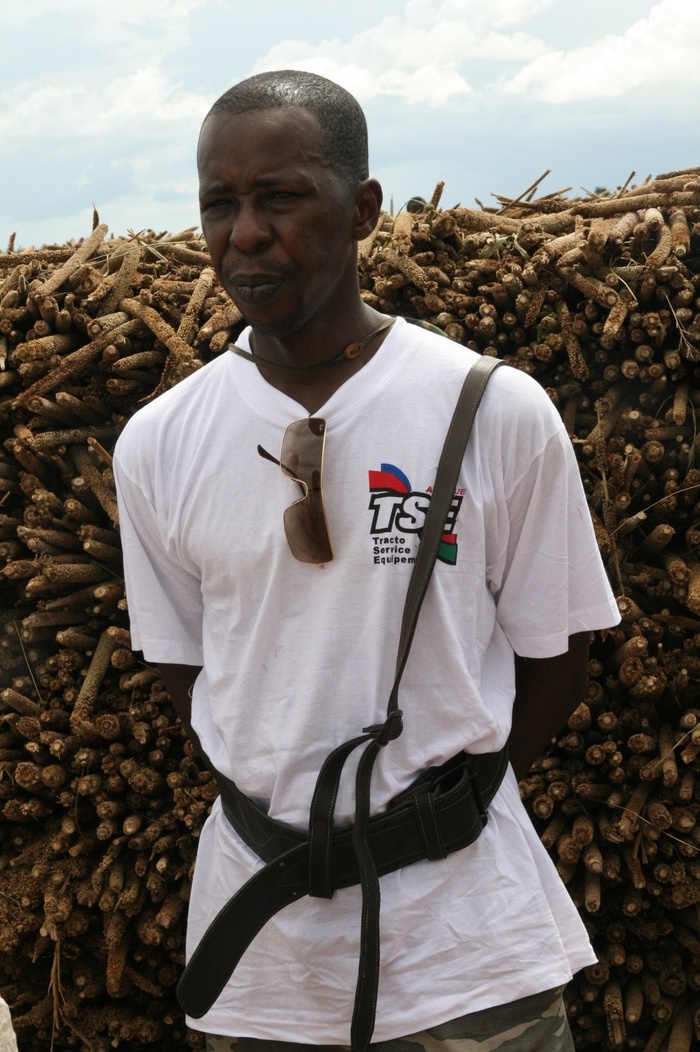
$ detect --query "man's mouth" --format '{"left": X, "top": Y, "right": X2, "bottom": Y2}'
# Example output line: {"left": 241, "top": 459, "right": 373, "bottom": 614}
{"left": 227, "top": 274, "right": 284, "bottom": 305}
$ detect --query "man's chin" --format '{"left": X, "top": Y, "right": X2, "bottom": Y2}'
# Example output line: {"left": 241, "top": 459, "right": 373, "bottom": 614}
{"left": 236, "top": 305, "right": 308, "bottom": 342}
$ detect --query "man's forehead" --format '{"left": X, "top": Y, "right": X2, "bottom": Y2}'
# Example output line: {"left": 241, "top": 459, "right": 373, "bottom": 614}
{"left": 197, "top": 106, "right": 334, "bottom": 188}
{"left": 199, "top": 105, "right": 322, "bottom": 151}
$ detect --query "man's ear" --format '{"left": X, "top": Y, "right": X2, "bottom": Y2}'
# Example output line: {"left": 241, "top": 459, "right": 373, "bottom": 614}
{"left": 352, "top": 178, "right": 383, "bottom": 241}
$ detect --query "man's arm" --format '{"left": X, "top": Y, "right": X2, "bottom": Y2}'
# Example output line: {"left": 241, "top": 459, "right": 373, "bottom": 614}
{"left": 158, "top": 663, "right": 210, "bottom": 770}
{"left": 508, "top": 631, "right": 590, "bottom": 781}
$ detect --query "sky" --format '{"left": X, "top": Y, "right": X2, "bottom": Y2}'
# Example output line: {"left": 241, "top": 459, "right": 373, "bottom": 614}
{"left": 1, "top": 0, "right": 697, "bottom": 250}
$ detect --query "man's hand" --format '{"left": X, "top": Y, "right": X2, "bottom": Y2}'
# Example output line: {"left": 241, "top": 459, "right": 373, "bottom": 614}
{"left": 158, "top": 663, "right": 210, "bottom": 769}
{"left": 508, "top": 631, "right": 591, "bottom": 781}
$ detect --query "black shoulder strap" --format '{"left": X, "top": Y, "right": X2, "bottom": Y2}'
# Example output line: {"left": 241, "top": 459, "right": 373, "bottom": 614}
{"left": 309, "top": 354, "right": 504, "bottom": 857}
{"left": 391, "top": 354, "right": 504, "bottom": 707}
{"left": 351, "top": 353, "right": 506, "bottom": 1048}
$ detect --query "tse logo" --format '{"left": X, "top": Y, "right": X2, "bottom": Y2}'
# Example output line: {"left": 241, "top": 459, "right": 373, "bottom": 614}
{"left": 368, "top": 464, "right": 463, "bottom": 565}
{"left": 367, "top": 490, "right": 462, "bottom": 534}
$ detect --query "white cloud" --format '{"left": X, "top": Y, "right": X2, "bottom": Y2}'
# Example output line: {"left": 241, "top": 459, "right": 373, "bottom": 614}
{"left": 102, "top": 67, "right": 207, "bottom": 124}
{"left": 2, "top": 187, "right": 200, "bottom": 251}
{"left": 76, "top": 0, "right": 207, "bottom": 57}
{"left": 0, "top": 0, "right": 206, "bottom": 36}
{"left": 476, "top": 30, "right": 547, "bottom": 62}
{"left": 254, "top": 50, "right": 473, "bottom": 106}
{"left": 403, "top": 0, "right": 556, "bottom": 29}
{"left": 76, "top": 163, "right": 93, "bottom": 190}
{"left": 0, "top": 0, "right": 214, "bottom": 246}
{"left": 251, "top": 0, "right": 550, "bottom": 106}
{"left": 0, "top": 83, "right": 89, "bottom": 143}
{"left": 487, "top": 0, "right": 557, "bottom": 27}
{"left": 380, "top": 63, "right": 473, "bottom": 106}
{"left": 0, "top": 68, "right": 208, "bottom": 145}
{"left": 1, "top": 0, "right": 689, "bottom": 248}
{"left": 500, "top": 0, "right": 700, "bottom": 99}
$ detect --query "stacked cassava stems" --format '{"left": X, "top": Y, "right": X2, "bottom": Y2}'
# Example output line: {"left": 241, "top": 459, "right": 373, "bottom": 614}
{"left": 0, "top": 167, "right": 699, "bottom": 1050}
{"left": 0, "top": 223, "right": 234, "bottom": 1051}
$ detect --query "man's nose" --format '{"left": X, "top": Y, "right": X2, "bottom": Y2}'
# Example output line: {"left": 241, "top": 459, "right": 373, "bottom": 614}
{"left": 229, "top": 203, "right": 271, "bottom": 253}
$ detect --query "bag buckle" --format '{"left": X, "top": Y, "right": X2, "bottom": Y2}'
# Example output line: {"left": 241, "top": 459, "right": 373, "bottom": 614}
{"left": 466, "top": 757, "right": 488, "bottom": 827}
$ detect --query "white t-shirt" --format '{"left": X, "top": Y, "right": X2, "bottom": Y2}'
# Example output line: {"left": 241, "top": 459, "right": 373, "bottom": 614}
{"left": 113, "top": 317, "right": 619, "bottom": 1042}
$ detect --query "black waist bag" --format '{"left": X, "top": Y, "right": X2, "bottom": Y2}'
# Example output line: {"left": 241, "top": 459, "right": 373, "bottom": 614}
{"left": 177, "top": 356, "right": 508, "bottom": 1051}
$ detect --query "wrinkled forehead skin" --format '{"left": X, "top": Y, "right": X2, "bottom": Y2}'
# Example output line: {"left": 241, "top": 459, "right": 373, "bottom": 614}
{"left": 197, "top": 104, "right": 338, "bottom": 185}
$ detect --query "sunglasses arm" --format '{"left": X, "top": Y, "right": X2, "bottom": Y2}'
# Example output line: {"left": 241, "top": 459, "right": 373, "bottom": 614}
{"left": 257, "top": 444, "right": 280, "bottom": 467}
{"left": 257, "top": 444, "right": 307, "bottom": 498}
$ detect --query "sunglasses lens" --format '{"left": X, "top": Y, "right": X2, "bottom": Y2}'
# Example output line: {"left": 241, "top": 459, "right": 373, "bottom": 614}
{"left": 284, "top": 500, "right": 333, "bottom": 563}
{"left": 280, "top": 418, "right": 333, "bottom": 563}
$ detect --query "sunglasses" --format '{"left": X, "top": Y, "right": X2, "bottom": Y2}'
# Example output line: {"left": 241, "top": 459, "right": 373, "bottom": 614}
{"left": 258, "top": 417, "right": 333, "bottom": 564}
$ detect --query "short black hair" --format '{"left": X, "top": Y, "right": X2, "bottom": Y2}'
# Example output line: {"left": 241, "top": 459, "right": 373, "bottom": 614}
{"left": 204, "top": 70, "right": 369, "bottom": 192}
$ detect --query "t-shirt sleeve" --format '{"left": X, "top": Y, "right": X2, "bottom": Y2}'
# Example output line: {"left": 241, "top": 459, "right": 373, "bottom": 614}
{"left": 493, "top": 421, "right": 620, "bottom": 659}
{"left": 113, "top": 451, "right": 204, "bottom": 666}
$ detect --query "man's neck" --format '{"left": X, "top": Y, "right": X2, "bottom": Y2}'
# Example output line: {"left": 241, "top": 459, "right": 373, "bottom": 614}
{"left": 248, "top": 309, "right": 392, "bottom": 414}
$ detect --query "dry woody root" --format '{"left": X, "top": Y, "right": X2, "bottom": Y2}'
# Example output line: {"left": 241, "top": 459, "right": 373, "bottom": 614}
{"left": 1, "top": 172, "right": 700, "bottom": 1050}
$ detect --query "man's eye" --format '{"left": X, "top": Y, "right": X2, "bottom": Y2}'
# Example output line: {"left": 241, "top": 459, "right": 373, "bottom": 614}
{"left": 201, "top": 199, "right": 232, "bottom": 214}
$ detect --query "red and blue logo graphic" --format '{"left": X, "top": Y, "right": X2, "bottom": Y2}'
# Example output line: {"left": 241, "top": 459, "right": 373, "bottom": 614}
{"left": 368, "top": 464, "right": 462, "bottom": 565}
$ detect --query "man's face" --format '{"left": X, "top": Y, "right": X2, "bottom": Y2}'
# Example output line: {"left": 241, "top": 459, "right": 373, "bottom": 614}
{"left": 197, "top": 107, "right": 358, "bottom": 340}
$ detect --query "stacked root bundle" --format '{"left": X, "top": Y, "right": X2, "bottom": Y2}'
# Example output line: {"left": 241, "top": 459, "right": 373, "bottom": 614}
{"left": 0, "top": 224, "right": 235, "bottom": 1051}
{"left": 0, "top": 167, "right": 699, "bottom": 1050}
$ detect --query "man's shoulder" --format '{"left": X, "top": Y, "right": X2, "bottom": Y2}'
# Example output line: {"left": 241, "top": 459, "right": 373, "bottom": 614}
{"left": 395, "top": 317, "right": 553, "bottom": 404}
{"left": 392, "top": 314, "right": 478, "bottom": 373}
{"left": 120, "top": 354, "right": 227, "bottom": 427}
{"left": 113, "top": 353, "right": 230, "bottom": 468}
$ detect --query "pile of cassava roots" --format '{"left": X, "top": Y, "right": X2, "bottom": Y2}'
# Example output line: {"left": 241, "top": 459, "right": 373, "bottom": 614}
{"left": 1, "top": 166, "right": 700, "bottom": 1051}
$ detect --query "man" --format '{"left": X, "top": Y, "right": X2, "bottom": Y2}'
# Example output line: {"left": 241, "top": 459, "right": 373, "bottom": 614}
{"left": 113, "top": 70, "right": 619, "bottom": 1052}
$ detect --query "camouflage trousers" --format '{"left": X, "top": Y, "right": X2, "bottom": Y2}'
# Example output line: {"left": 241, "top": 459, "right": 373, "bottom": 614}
{"left": 205, "top": 984, "right": 574, "bottom": 1052}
